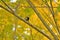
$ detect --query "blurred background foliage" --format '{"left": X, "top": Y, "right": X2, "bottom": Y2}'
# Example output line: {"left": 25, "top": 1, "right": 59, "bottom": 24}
{"left": 0, "top": 0, "right": 60, "bottom": 40}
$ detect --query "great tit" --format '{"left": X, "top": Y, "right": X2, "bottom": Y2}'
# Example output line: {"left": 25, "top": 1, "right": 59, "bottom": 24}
{"left": 25, "top": 16, "right": 29, "bottom": 21}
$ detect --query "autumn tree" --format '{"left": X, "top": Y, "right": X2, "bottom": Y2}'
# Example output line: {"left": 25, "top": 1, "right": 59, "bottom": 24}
{"left": 0, "top": 0, "right": 60, "bottom": 40}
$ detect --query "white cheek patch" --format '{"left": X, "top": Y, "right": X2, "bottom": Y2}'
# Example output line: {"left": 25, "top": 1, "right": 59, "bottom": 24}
{"left": 10, "top": 0, "right": 17, "bottom": 3}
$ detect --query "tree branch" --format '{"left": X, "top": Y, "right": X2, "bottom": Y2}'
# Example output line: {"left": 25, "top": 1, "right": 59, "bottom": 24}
{"left": 41, "top": 9, "right": 58, "bottom": 32}
{"left": 1, "top": 0, "right": 14, "bottom": 12}
{"left": 14, "top": 0, "right": 20, "bottom": 11}
{"left": 0, "top": 4, "right": 52, "bottom": 40}
{"left": 50, "top": 0, "right": 60, "bottom": 34}
{"left": 26, "top": 0, "right": 58, "bottom": 40}
{"left": 42, "top": 0, "right": 60, "bottom": 34}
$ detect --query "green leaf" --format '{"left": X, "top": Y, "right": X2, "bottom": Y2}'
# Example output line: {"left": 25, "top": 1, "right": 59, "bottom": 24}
{"left": 4, "top": 24, "right": 13, "bottom": 33}
{"left": 57, "top": 4, "right": 60, "bottom": 12}
{"left": 24, "top": 8, "right": 34, "bottom": 16}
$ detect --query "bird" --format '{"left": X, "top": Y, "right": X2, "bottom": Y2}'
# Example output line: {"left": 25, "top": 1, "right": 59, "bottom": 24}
{"left": 25, "top": 16, "right": 29, "bottom": 21}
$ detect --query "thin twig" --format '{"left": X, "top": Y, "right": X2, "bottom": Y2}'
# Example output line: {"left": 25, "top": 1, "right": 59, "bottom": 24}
{"left": 0, "top": 5, "right": 52, "bottom": 40}
{"left": 30, "top": 27, "right": 34, "bottom": 40}
{"left": 42, "top": 0, "right": 60, "bottom": 34}
{"left": 14, "top": 0, "right": 20, "bottom": 11}
{"left": 1, "top": 0, "right": 14, "bottom": 12}
{"left": 41, "top": 8, "right": 58, "bottom": 32}
{"left": 50, "top": 0, "right": 60, "bottom": 34}
{"left": 26, "top": 0, "right": 58, "bottom": 40}
{"left": 0, "top": 5, "right": 12, "bottom": 13}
